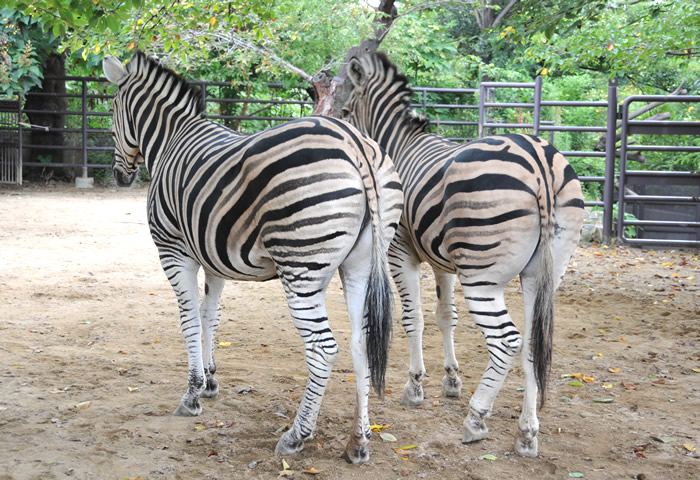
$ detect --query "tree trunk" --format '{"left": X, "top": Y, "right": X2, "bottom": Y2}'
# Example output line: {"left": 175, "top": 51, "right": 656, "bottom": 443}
{"left": 23, "top": 52, "right": 67, "bottom": 178}
{"left": 312, "top": 0, "right": 397, "bottom": 117}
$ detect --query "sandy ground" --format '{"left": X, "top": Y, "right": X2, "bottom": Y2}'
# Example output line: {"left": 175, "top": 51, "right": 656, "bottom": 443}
{"left": 0, "top": 183, "right": 698, "bottom": 480}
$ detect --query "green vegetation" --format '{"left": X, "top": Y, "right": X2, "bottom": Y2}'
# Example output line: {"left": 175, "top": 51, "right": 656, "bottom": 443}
{"left": 2, "top": 1, "right": 697, "bottom": 195}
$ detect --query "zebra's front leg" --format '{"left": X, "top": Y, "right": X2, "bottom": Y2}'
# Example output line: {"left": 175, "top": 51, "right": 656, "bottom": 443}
{"left": 275, "top": 290, "right": 337, "bottom": 457}
{"left": 432, "top": 268, "right": 462, "bottom": 398}
{"left": 163, "top": 258, "right": 206, "bottom": 417}
{"left": 200, "top": 272, "right": 225, "bottom": 399}
{"left": 389, "top": 234, "right": 426, "bottom": 406}
{"left": 461, "top": 288, "right": 521, "bottom": 443}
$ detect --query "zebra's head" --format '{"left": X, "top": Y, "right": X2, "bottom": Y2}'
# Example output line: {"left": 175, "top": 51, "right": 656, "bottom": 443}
{"left": 342, "top": 52, "right": 428, "bottom": 146}
{"left": 103, "top": 55, "right": 144, "bottom": 187}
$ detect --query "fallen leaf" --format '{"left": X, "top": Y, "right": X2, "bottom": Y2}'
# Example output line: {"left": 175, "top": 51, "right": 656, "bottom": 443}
{"left": 582, "top": 375, "right": 595, "bottom": 383}
{"left": 302, "top": 467, "right": 323, "bottom": 475}
{"left": 569, "top": 381, "right": 583, "bottom": 386}
{"left": 622, "top": 382, "right": 637, "bottom": 390}
{"left": 568, "top": 473, "right": 584, "bottom": 478}
{"left": 75, "top": 401, "right": 91, "bottom": 409}
{"left": 480, "top": 454, "right": 497, "bottom": 460}
{"left": 602, "top": 383, "right": 613, "bottom": 389}
{"left": 608, "top": 368, "right": 621, "bottom": 373}
{"left": 683, "top": 444, "right": 696, "bottom": 452}
{"left": 193, "top": 424, "right": 207, "bottom": 430}
{"left": 207, "top": 450, "right": 218, "bottom": 456}
{"left": 218, "top": 342, "right": 231, "bottom": 347}
{"left": 593, "top": 398, "right": 613, "bottom": 403}
{"left": 128, "top": 386, "right": 138, "bottom": 393}
{"left": 379, "top": 432, "right": 397, "bottom": 442}
{"left": 652, "top": 378, "right": 665, "bottom": 385}
{"left": 370, "top": 424, "right": 392, "bottom": 432}
{"left": 651, "top": 436, "right": 673, "bottom": 443}
{"left": 691, "top": 368, "right": 700, "bottom": 374}
{"left": 282, "top": 459, "right": 291, "bottom": 470}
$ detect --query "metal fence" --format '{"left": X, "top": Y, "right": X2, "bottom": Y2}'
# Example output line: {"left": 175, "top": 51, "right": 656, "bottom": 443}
{"left": 0, "top": 75, "right": 697, "bottom": 247}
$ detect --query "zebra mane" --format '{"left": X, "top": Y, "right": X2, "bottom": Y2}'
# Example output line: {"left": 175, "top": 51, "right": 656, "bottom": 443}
{"left": 373, "top": 52, "right": 430, "bottom": 133}
{"left": 129, "top": 50, "right": 205, "bottom": 116}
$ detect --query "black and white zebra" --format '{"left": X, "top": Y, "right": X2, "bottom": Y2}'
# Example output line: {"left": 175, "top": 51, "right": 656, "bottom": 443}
{"left": 102, "top": 51, "right": 403, "bottom": 463}
{"left": 341, "top": 52, "right": 584, "bottom": 457}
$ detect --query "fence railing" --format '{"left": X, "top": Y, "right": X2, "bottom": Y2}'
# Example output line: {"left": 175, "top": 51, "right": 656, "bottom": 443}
{"left": 1, "top": 75, "right": 698, "bottom": 247}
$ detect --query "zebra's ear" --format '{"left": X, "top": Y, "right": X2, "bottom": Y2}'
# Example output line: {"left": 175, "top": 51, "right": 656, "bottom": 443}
{"left": 347, "top": 57, "right": 365, "bottom": 87}
{"left": 103, "top": 56, "right": 127, "bottom": 84}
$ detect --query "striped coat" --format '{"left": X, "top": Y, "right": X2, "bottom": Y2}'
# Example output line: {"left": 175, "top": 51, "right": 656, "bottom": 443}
{"left": 103, "top": 51, "right": 403, "bottom": 463}
{"left": 342, "top": 52, "right": 584, "bottom": 457}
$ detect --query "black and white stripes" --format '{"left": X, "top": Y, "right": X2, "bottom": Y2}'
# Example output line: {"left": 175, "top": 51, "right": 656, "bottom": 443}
{"left": 103, "top": 51, "right": 402, "bottom": 463}
{"left": 342, "top": 52, "right": 584, "bottom": 457}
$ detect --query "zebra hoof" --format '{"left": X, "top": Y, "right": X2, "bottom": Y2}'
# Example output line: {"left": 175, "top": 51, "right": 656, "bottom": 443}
{"left": 342, "top": 443, "right": 370, "bottom": 464}
{"left": 275, "top": 430, "right": 304, "bottom": 456}
{"left": 441, "top": 374, "right": 462, "bottom": 398}
{"left": 173, "top": 398, "right": 202, "bottom": 416}
{"left": 462, "top": 416, "right": 488, "bottom": 443}
{"left": 514, "top": 435, "right": 538, "bottom": 457}
{"left": 400, "top": 381, "right": 424, "bottom": 406}
{"left": 202, "top": 377, "right": 219, "bottom": 398}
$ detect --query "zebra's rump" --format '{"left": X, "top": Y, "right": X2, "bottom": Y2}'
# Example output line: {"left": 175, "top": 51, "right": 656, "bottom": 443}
{"left": 148, "top": 117, "right": 389, "bottom": 281}
{"left": 399, "top": 134, "right": 574, "bottom": 274}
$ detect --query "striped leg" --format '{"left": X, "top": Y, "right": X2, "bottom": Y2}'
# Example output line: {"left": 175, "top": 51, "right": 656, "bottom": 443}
{"left": 164, "top": 256, "right": 207, "bottom": 417}
{"left": 432, "top": 268, "right": 462, "bottom": 398}
{"left": 516, "top": 213, "right": 583, "bottom": 456}
{"left": 275, "top": 281, "right": 337, "bottom": 456}
{"left": 390, "top": 226, "right": 426, "bottom": 406}
{"left": 338, "top": 226, "right": 373, "bottom": 464}
{"left": 461, "top": 285, "right": 521, "bottom": 443}
{"left": 200, "top": 272, "right": 225, "bottom": 399}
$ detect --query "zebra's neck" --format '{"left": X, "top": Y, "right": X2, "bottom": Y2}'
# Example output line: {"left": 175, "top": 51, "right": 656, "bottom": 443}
{"left": 371, "top": 110, "right": 426, "bottom": 165}
{"left": 130, "top": 82, "right": 202, "bottom": 173}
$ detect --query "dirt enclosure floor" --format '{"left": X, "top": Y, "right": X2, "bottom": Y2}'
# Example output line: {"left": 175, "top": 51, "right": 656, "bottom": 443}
{"left": 0, "top": 184, "right": 698, "bottom": 480}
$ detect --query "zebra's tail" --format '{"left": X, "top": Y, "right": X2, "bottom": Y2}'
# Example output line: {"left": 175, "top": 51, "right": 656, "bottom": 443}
{"left": 360, "top": 147, "right": 401, "bottom": 399}
{"left": 531, "top": 216, "right": 556, "bottom": 409}
{"left": 365, "top": 226, "right": 393, "bottom": 398}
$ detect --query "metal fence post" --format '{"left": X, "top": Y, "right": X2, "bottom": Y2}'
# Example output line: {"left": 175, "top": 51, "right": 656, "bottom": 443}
{"left": 533, "top": 75, "right": 542, "bottom": 136}
{"left": 478, "top": 84, "right": 486, "bottom": 138}
{"left": 75, "top": 78, "right": 94, "bottom": 188}
{"left": 602, "top": 78, "right": 618, "bottom": 243}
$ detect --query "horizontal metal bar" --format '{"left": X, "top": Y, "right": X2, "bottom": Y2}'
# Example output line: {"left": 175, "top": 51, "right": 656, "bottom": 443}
{"left": 540, "top": 100, "right": 608, "bottom": 107}
{"left": 414, "top": 87, "right": 478, "bottom": 94}
{"left": 539, "top": 125, "right": 607, "bottom": 133}
{"left": 411, "top": 103, "right": 479, "bottom": 110}
{"left": 625, "top": 220, "right": 700, "bottom": 228}
{"left": 624, "top": 195, "right": 699, "bottom": 203}
{"left": 481, "top": 82, "right": 536, "bottom": 88}
{"left": 482, "top": 122, "right": 535, "bottom": 129}
{"left": 584, "top": 200, "right": 605, "bottom": 207}
{"left": 427, "top": 120, "right": 478, "bottom": 126}
{"left": 622, "top": 237, "right": 700, "bottom": 247}
{"left": 484, "top": 102, "right": 534, "bottom": 108}
{"left": 625, "top": 170, "right": 700, "bottom": 178}
{"left": 578, "top": 176, "right": 605, "bottom": 182}
{"left": 624, "top": 145, "right": 700, "bottom": 153}
{"left": 627, "top": 120, "right": 700, "bottom": 135}
{"left": 561, "top": 151, "right": 607, "bottom": 158}
{"left": 22, "top": 162, "right": 111, "bottom": 168}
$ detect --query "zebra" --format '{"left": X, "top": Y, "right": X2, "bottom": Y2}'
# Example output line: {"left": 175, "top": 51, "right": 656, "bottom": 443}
{"left": 102, "top": 51, "right": 403, "bottom": 463}
{"left": 341, "top": 52, "right": 584, "bottom": 457}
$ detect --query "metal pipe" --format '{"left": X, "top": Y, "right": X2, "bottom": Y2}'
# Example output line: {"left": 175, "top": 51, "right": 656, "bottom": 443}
{"left": 533, "top": 76, "right": 542, "bottom": 136}
{"left": 603, "top": 78, "right": 618, "bottom": 243}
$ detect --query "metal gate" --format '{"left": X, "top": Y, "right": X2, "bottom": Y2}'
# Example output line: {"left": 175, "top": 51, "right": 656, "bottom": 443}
{"left": 617, "top": 95, "right": 700, "bottom": 247}
{"left": 0, "top": 99, "right": 22, "bottom": 185}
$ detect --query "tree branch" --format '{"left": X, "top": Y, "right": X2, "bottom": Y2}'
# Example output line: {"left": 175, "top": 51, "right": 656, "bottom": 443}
{"left": 493, "top": 0, "right": 519, "bottom": 28}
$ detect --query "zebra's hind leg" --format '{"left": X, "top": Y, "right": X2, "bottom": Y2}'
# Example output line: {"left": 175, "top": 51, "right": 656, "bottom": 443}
{"left": 275, "top": 285, "right": 337, "bottom": 457}
{"left": 432, "top": 268, "right": 462, "bottom": 398}
{"left": 163, "top": 258, "right": 206, "bottom": 417}
{"left": 338, "top": 227, "right": 374, "bottom": 464}
{"left": 460, "top": 287, "right": 521, "bottom": 443}
{"left": 200, "top": 272, "right": 225, "bottom": 399}
{"left": 389, "top": 227, "right": 426, "bottom": 406}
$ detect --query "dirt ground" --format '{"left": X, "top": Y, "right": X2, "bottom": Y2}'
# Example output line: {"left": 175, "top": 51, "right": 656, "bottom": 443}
{"left": 0, "top": 183, "right": 698, "bottom": 480}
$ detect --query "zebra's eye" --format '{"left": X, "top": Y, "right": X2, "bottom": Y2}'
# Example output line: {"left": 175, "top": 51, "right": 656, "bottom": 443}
{"left": 341, "top": 107, "right": 350, "bottom": 118}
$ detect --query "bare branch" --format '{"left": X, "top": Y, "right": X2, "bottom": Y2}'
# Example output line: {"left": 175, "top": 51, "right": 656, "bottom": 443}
{"left": 493, "top": 0, "right": 519, "bottom": 28}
